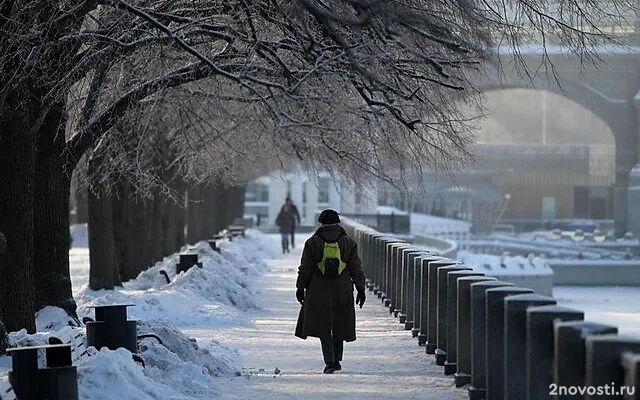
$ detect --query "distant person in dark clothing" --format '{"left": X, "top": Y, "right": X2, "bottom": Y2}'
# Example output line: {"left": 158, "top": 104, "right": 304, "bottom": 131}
{"left": 295, "top": 209, "right": 366, "bottom": 374}
{"left": 285, "top": 197, "right": 301, "bottom": 247}
{"left": 276, "top": 203, "right": 295, "bottom": 253}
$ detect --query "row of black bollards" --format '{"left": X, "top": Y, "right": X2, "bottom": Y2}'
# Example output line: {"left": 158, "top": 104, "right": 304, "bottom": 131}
{"left": 344, "top": 221, "right": 640, "bottom": 400}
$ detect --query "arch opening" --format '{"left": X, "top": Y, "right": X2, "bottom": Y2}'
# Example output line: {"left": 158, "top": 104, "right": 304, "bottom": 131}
{"left": 466, "top": 88, "right": 616, "bottom": 222}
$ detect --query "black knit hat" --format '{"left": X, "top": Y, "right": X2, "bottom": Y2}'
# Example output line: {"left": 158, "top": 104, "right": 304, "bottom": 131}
{"left": 318, "top": 209, "right": 340, "bottom": 224}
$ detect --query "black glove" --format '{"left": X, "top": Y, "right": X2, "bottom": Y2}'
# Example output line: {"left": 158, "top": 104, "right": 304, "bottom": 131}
{"left": 356, "top": 289, "right": 366, "bottom": 309}
{"left": 296, "top": 288, "right": 305, "bottom": 304}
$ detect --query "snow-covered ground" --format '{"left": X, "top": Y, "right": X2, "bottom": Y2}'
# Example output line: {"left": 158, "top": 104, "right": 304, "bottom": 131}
{"left": 0, "top": 225, "right": 638, "bottom": 399}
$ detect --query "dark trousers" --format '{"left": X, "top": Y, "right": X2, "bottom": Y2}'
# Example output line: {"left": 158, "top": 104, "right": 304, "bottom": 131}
{"left": 320, "top": 331, "right": 344, "bottom": 364}
{"left": 290, "top": 226, "right": 296, "bottom": 247}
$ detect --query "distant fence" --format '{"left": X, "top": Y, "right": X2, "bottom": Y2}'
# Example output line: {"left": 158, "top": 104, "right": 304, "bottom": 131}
{"left": 341, "top": 218, "right": 640, "bottom": 400}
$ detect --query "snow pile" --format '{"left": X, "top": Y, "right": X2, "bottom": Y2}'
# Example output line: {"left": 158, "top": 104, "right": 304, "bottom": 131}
{"left": 36, "top": 305, "right": 79, "bottom": 331}
{"left": 137, "top": 319, "right": 238, "bottom": 397}
{"left": 78, "top": 348, "right": 182, "bottom": 400}
{"left": 74, "top": 230, "right": 275, "bottom": 326}
{"left": 77, "top": 319, "right": 240, "bottom": 399}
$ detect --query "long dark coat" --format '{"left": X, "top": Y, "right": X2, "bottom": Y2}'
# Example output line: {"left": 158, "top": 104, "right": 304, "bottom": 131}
{"left": 275, "top": 205, "right": 295, "bottom": 233}
{"left": 294, "top": 224, "right": 366, "bottom": 342}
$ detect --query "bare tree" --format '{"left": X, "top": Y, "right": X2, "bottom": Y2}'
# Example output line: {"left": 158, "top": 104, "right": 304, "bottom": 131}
{"left": 0, "top": 0, "right": 636, "bottom": 332}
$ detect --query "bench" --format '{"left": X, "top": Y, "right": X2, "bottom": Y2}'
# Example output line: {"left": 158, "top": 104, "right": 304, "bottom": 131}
{"left": 48, "top": 326, "right": 96, "bottom": 364}
{"left": 0, "top": 380, "right": 17, "bottom": 400}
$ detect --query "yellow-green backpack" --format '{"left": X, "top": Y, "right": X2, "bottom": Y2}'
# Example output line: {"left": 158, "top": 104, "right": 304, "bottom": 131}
{"left": 317, "top": 241, "right": 346, "bottom": 279}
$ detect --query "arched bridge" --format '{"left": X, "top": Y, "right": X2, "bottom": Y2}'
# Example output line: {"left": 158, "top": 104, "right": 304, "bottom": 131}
{"left": 472, "top": 44, "right": 640, "bottom": 236}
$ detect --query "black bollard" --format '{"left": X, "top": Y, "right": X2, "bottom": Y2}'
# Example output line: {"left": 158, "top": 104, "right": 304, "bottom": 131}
{"left": 485, "top": 286, "right": 533, "bottom": 400}
{"left": 553, "top": 320, "right": 618, "bottom": 398}
{"left": 435, "top": 265, "right": 472, "bottom": 366}
{"left": 384, "top": 241, "right": 399, "bottom": 309}
{"left": 391, "top": 243, "right": 411, "bottom": 317}
{"left": 468, "top": 280, "right": 514, "bottom": 400}
{"left": 525, "top": 305, "right": 584, "bottom": 400}
{"left": 392, "top": 244, "right": 407, "bottom": 317}
{"left": 503, "top": 293, "right": 557, "bottom": 400}
{"left": 410, "top": 252, "right": 432, "bottom": 336}
{"left": 382, "top": 239, "right": 401, "bottom": 306}
{"left": 622, "top": 352, "right": 640, "bottom": 400}
{"left": 377, "top": 236, "right": 396, "bottom": 298}
{"left": 426, "top": 260, "right": 456, "bottom": 354}
{"left": 585, "top": 334, "right": 640, "bottom": 399}
{"left": 454, "top": 276, "right": 495, "bottom": 388}
{"left": 401, "top": 249, "right": 422, "bottom": 330}
{"left": 444, "top": 270, "right": 483, "bottom": 375}
{"left": 418, "top": 257, "right": 435, "bottom": 346}
{"left": 371, "top": 235, "right": 383, "bottom": 296}
{"left": 416, "top": 254, "right": 440, "bottom": 344}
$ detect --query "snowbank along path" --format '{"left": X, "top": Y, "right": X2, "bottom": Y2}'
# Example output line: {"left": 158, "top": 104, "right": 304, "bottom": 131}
{"left": 185, "top": 233, "right": 467, "bottom": 400}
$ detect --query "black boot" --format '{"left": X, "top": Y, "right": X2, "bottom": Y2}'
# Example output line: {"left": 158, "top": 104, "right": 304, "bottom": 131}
{"left": 323, "top": 363, "right": 336, "bottom": 374}
{"left": 332, "top": 361, "right": 342, "bottom": 371}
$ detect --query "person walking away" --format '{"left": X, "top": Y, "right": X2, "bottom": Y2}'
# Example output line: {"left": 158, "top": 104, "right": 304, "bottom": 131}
{"left": 285, "top": 197, "right": 301, "bottom": 247}
{"left": 294, "top": 209, "right": 366, "bottom": 374}
{"left": 275, "top": 203, "right": 294, "bottom": 253}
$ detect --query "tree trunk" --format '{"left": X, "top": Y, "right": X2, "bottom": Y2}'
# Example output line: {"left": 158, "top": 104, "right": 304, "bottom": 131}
{"left": 114, "top": 183, "right": 134, "bottom": 283}
{"left": 33, "top": 104, "right": 78, "bottom": 319}
{"left": 0, "top": 123, "right": 37, "bottom": 333}
{"left": 163, "top": 200, "right": 176, "bottom": 256}
{"left": 186, "top": 187, "right": 203, "bottom": 243}
{"left": 87, "top": 153, "right": 120, "bottom": 290}
{"left": 174, "top": 193, "right": 186, "bottom": 251}
{"left": 151, "top": 193, "right": 164, "bottom": 263}
{"left": 128, "top": 198, "right": 151, "bottom": 279}
{"left": 201, "top": 184, "right": 217, "bottom": 239}
{"left": 230, "top": 184, "right": 246, "bottom": 224}
{"left": 75, "top": 191, "right": 89, "bottom": 224}
{"left": 213, "top": 183, "right": 228, "bottom": 234}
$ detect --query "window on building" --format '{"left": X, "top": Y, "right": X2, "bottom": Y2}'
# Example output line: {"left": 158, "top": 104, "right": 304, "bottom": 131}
{"left": 245, "top": 182, "right": 269, "bottom": 202}
{"left": 318, "top": 178, "right": 330, "bottom": 203}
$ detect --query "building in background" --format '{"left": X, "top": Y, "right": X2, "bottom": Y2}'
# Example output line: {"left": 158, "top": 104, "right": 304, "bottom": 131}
{"left": 244, "top": 170, "right": 377, "bottom": 227}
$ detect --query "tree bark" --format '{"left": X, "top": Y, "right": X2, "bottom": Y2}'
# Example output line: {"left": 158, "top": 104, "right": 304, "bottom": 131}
{"left": 128, "top": 198, "right": 151, "bottom": 279}
{"left": 113, "top": 183, "right": 134, "bottom": 283}
{"left": 87, "top": 153, "right": 120, "bottom": 290}
{"left": 174, "top": 194, "right": 186, "bottom": 251}
{"left": 151, "top": 193, "right": 164, "bottom": 263}
{"left": 163, "top": 200, "right": 176, "bottom": 256}
{"left": 186, "top": 187, "right": 203, "bottom": 243}
{"left": 230, "top": 184, "right": 246, "bottom": 224}
{"left": 33, "top": 104, "right": 78, "bottom": 319}
{"left": 75, "top": 191, "right": 89, "bottom": 224}
{"left": 0, "top": 123, "right": 37, "bottom": 333}
{"left": 0, "top": 229, "right": 10, "bottom": 352}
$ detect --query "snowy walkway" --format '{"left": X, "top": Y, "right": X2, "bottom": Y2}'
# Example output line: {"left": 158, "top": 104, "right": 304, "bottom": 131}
{"left": 185, "top": 234, "right": 466, "bottom": 400}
